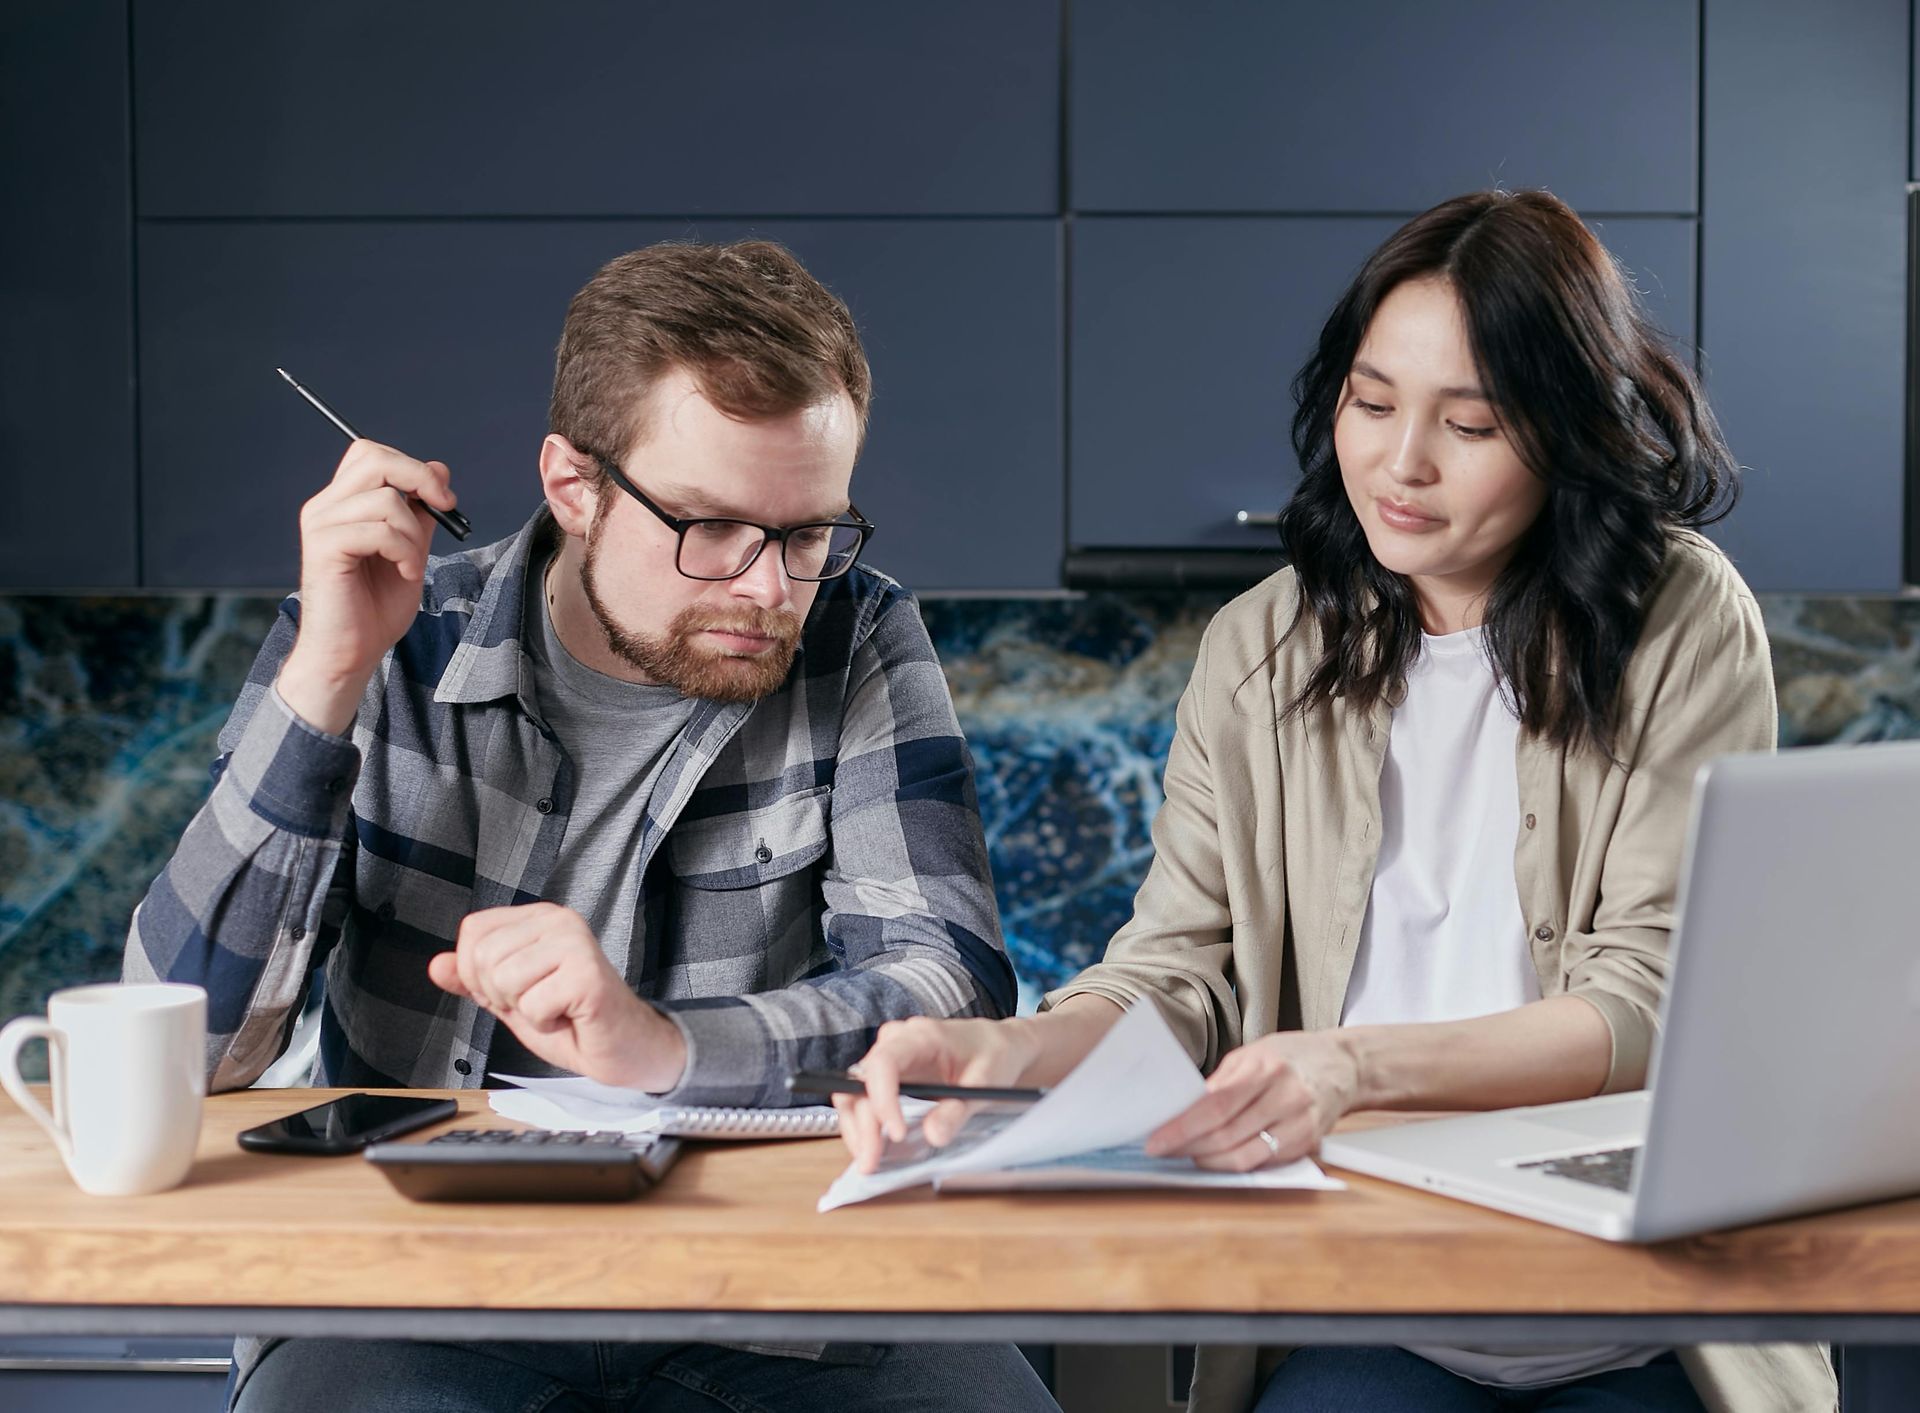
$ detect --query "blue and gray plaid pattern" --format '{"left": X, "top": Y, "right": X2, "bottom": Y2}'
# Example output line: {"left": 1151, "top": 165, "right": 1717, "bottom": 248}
{"left": 124, "top": 508, "right": 1015, "bottom": 1105}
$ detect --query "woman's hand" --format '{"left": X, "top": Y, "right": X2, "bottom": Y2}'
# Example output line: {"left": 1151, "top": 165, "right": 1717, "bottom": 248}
{"left": 1144, "top": 1030, "right": 1362, "bottom": 1170}
{"left": 832, "top": 1016, "right": 1040, "bottom": 1174}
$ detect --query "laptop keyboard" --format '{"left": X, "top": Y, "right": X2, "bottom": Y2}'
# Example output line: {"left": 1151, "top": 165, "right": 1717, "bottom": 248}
{"left": 1517, "top": 1144, "right": 1640, "bottom": 1193}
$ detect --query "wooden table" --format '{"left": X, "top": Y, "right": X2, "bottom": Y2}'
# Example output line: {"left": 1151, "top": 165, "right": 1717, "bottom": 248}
{"left": 3, "top": 1088, "right": 1919, "bottom": 1356}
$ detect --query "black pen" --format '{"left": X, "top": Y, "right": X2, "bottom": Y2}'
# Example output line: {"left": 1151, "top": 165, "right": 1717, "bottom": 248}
{"left": 276, "top": 367, "right": 472, "bottom": 541}
{"left": 788, "top": 1069, "right": 1047, "bottom": 1105}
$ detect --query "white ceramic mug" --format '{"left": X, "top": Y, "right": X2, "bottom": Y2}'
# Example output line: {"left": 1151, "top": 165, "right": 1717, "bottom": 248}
{"left": 0, "top": 982, "right": 207, "bottom": 1196}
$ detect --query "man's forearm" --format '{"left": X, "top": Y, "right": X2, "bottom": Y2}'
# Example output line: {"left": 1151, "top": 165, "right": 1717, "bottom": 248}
{"left": 1339, "top": 994, "right": 1613, "bottom": 1112}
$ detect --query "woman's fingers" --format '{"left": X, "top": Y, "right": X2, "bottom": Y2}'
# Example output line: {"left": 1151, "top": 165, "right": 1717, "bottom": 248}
{"left": 920, "top": 1097, "right": 975, "bottom": 1148}
{"left": 832, "top": 1093, "right": 888, "bottom": 1174}
{"left": 853, "top": 1047, "right": 910, "bottom": 1146}
{"left": 1144, "top": 1067, "right": 1271, "bottom": 1157}
{"left": 832, "top": 1017, "right": 1036, "bottom": 1167}
{"left": 1192, "top": 1111, "right": 1316, "bottom": 1172}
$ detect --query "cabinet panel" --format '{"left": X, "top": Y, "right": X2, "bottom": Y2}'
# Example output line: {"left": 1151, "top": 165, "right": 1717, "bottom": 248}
{"left": 1700, "top": 0, "right": 1909, "bottom": 590}
{"left": 1072, "top": 0, "right": 1697, "bottom": 215}
{"left": 1070, "top": 216, "right": 1695, "bottom": 550}
{"left": 137, "top": 222, "right": 1060, "bottom": 590}
{"left": 133, "top": 2, "right": 1059, "bottom": 217}
{"left": 0, "top": 0, "right": 135, "bottom": 589}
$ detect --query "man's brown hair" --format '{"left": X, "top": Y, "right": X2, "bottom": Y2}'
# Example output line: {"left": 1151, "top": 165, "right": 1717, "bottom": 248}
{"left": 549, "top": 239, "right": 872, "bottom": 488}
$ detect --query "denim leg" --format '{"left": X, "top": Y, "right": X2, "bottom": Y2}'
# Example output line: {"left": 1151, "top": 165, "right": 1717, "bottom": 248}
{"left": 636, "top": 1342, "right": 1060, "bottom": 1413}
{"left": 1528, "top": 1353, "right": 1707, "bottom": 1413}
{"left": 233, "top": 1337, "right": 603, "bottom": 1413}
{"left": 1254, "top": 1346, "right": 1500, "bottom": 1413}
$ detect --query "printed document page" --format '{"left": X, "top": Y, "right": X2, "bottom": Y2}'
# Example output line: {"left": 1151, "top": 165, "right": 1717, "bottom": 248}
{"left": 818, "top": 1001, "right": 1343, "bottom": 1210}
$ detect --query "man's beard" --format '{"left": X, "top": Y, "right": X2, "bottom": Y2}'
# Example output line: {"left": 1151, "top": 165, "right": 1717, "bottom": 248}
{"left": 579, "top": 516, "right": 803, "bottom": 704}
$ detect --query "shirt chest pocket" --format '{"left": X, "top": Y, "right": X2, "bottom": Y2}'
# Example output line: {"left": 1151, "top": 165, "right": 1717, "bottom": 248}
{"left": 667, "top": 786, "right": 832, "bottom": 890}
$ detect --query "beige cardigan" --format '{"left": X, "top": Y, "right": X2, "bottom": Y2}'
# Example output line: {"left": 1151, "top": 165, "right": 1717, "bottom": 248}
{"left": 1045, "top": 532, "right": 1835, "bottom": 1413}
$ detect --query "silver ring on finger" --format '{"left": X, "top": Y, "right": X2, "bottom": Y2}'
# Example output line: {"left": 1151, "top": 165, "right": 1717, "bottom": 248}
{"left": 1256, "top": 1128, "right": 1282, "bottom": 1164}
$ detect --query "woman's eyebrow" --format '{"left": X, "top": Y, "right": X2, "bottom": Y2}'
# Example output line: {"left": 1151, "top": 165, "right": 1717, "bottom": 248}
{"left": 1352, "top": 359, "right": 1488, "bottom": 401}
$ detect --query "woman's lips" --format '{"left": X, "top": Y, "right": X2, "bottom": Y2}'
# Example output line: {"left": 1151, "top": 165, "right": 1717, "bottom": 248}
{"left": 1376, "top": 497, "right": 1445, "bottom": 532}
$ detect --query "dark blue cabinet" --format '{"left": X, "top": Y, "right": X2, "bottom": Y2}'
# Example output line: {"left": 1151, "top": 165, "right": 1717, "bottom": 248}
{"left": 5, "top": 2, "right": 1910, "bottom": 596}
{"left": 137, "top": 221, "right": 1060, "bottom": 590}
{"left": 1071, "top": 0, "right": 1698, "bottom": 216}
{"left": 1700, "top": 0, "right": 1910, "bottom": 591}
{"left": 1070, "top": 215, "right": 1695, "bottom": 550}
{"left": 0, "top": 1339, "right": 228, "bottom": 1413}
{"left": 0, "top": 0, "right": 136, "bottom": 588}
{"left": 133, "top": 1, "right": 1060, "bottom": 218}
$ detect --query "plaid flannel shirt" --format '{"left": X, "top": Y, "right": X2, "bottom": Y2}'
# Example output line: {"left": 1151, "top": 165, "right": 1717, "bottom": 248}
{"left": 124, "top": 508, "right": 1014, "bottom": 1105}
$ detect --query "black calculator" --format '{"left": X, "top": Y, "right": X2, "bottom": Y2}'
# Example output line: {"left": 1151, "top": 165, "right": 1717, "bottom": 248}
{"left": 364, "top": 1128, "right": 683, "bottom": 1202}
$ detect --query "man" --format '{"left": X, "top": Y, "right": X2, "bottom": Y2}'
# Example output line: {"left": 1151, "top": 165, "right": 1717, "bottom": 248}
{"left": 125, "top": 240, "right": 1054, "bottom": 1412}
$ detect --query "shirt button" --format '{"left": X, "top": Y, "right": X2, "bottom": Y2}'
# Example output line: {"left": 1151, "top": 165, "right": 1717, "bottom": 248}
{"left": 376, "top": 902, "right": 396, "bottom": 922}
{"left": 755, "top": 843, "right": 773, "bottom": 864}
{"left": 454, "top": 1059, "right": 472, "bottom": 1077}
{"left": 1534, "top": 924, "right": 1555, "bottom": 942}
{"left": 1525, "top": 813, "right": 1537, "bottom": 830}
{"left": 535, "top": 797, "right": 554, "bottom": 815}
{"left": 290, "top": 925, "right": 305, "bottom": 941}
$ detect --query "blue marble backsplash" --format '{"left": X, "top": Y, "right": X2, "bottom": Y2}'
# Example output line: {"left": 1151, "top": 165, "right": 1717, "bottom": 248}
{"left": 3, "top": 590, "right": 1917, "bottom": 1044}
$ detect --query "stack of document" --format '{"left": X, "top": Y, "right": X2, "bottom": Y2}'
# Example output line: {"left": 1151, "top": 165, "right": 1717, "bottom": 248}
{"left": 818, "top": 1002, "right": 1345, "bottom": 1210}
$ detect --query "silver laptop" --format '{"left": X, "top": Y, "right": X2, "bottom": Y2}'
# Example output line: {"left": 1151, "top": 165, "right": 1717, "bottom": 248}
{"left": 1320, "top": 741, "right": 1920, "bottom": 1242}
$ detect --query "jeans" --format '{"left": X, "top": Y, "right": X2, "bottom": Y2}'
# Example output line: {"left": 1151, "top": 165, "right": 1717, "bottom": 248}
{"left": 1254, "top": 1347, "right": 1708, "bottom": 1413}
{"left": 235, "top": 1338, "right": 1059, "bottom": 1413}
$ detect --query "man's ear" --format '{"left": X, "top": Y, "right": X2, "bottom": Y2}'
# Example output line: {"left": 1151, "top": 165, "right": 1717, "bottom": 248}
{"left": 539, "top": 435, "right": 598, "bottom": 538}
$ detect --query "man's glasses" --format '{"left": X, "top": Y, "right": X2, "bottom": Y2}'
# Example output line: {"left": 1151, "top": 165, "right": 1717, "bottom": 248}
{"left": 593, "top": 454, "right": 875, "bottom": 583}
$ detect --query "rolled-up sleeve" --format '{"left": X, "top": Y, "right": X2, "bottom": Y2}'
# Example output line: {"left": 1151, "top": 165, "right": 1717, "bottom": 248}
{"left": 1562, "top": 567, "right": 1777, "bottom": 1092}
{"left": 1040, "top": 622, "right": 1241, "bottom": 1071}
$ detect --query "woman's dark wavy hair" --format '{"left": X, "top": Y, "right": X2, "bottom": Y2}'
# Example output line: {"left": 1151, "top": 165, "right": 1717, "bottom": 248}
{"left": 1276, "top": 189, "right": 1738, "bottom": 757}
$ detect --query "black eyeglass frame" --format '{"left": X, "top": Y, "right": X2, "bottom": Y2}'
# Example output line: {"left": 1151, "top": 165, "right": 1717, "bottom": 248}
{"left": 592, "top": 453, "right": 876, "bottom": 582}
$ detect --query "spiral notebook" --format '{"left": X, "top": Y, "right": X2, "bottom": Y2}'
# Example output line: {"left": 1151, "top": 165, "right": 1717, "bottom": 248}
{"left": 487, "top": 1072, "right": 854, "bottom": 1140}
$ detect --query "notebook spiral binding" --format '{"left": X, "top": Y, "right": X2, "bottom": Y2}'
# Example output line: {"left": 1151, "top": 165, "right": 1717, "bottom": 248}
{"left": 654, "top": 1106, "right": 841, "bottom": 1139}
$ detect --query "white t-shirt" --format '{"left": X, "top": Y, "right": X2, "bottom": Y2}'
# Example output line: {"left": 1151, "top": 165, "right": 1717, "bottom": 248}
{"left": 1341, "top": 625, "right": 1539, "bottom": 1028}
{"left": 1339, "top": 625, "right": 1663, "bottom": 1388}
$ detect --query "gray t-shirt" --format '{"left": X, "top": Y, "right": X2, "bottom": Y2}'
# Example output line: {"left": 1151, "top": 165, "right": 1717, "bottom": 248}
{"left": 486, "top": 553, "right": 697, "bottom": 1079}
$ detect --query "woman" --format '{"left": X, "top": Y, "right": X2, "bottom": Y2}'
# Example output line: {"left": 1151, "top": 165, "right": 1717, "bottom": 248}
{"left": 835, "top": 191, "right": 1833, "bottom": 1413}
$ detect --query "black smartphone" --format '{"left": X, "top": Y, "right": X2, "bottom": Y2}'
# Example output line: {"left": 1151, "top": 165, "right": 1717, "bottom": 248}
{"left": 236, "top": 1093, "right": 459, "bottom": 1155}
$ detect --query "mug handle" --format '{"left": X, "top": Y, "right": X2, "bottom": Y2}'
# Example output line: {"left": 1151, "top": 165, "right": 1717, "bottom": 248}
{"left": 0, "top": 1018, "right": 72, "bottom": 1164}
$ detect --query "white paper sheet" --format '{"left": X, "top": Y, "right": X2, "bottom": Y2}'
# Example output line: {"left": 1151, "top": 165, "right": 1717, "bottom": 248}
{"left": 817, "top": 1001, "right": 1344, "bottom": 1210}
{"left": 937, "top": 1143, "right": 1344, "bottom": 1193}
{"left": 485, "top": 1071, "right": 924, "bottom": 1139}
{"left": 487, "top": 1072, "right": 677, "bottom": 1131}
